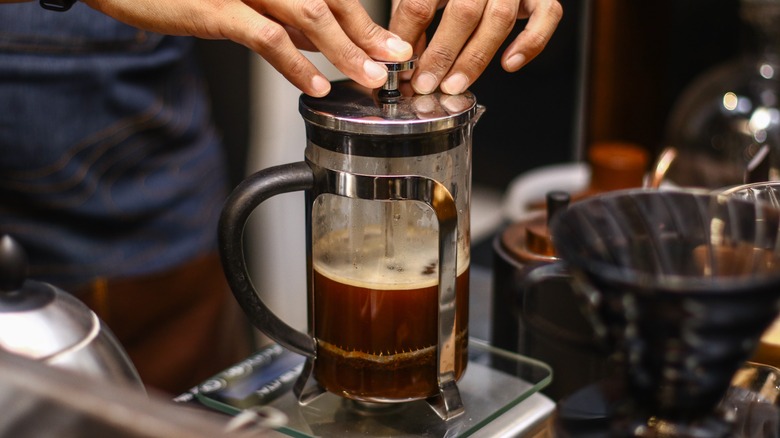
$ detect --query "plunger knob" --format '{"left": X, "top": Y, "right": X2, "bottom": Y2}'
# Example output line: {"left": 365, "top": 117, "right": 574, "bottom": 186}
{"left": 377, "top": 57, "right": 417, "bottom": 103}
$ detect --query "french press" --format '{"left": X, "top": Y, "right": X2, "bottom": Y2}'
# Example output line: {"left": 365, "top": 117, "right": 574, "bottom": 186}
{"left": 219, "top": 58, "right": 483, "bottom": 420}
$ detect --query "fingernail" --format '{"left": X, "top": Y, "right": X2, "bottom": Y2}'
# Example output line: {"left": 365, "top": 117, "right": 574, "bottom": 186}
{"left": 311, "top": 75, "right": 331, "bottom": 97}
{"left": 440, "top": 73, "right": 469, "bottom": 95}
{"left": 386, "top": 36, "right": 413, "bottom": 56}
{"left": 364, "top": 60, "right": 387, "bottom": 83}
{"left": 413, "top": 72, "right": 438, "bottom": 95}
{"left": 506, "top": 53, "right": 526, "bottom": 71}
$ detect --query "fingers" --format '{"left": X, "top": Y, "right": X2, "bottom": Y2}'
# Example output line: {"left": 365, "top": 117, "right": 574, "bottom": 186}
{"left": 326, "top": 0, "right": 413, "bottom": 62}
{"left": 392, "top": 0, "right": 562, "bottom": 95}
{"left": 502, "top": 0, "right": 562, "bottom": 72}
{"left": 283, "top": 25, "right": 318, "bottom": 52}
{"left": 214, "top": 1, "right": 333, "bottom": 97}
{"left": 435, "top": 0, "right": 518, "bottom": 95}
{"left": 400, "top": 34, "right": 427, "bottom": 81}
{"left": 84, "top": 0, "right": 415, "bottom": 97}
{"left": 388, "top": 0, "right": 439, "bottom": 52}
{"left": 253, "top": 0, "right": 411, "bottom": 91}
{"left": 409, "top": 0, "right": 502, "bottom": 95}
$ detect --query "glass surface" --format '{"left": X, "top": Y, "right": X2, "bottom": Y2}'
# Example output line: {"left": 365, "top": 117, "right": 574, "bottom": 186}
{"left": 191, "top": 339, "right": 551, "bottom": 437}
{"left": 310, "top": 196, "right": 470, "bottom": 403}
{"left": 661, "top": 0, "right": 780, "bottom": 188}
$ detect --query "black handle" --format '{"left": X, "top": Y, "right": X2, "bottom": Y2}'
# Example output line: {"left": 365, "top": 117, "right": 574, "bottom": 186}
{"left": 218, "top": 162, "right": 316, "bottom": 358}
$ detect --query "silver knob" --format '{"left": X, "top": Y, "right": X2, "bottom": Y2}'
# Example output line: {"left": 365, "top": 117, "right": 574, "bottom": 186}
{"left": 377, "top": 57, "right": 416, "bottom": 103}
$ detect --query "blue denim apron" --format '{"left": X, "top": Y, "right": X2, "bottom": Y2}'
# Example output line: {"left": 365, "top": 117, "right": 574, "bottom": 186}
{"left": 0, "top": 2, "right": 229, "bottom": 289}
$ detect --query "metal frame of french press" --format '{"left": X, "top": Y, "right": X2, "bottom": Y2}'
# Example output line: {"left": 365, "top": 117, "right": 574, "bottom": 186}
{"left": 218, "top": 58, "right": 470, "bottom": 421}
{"left": 294, "top": 59, "right": 465, "bottom": 420}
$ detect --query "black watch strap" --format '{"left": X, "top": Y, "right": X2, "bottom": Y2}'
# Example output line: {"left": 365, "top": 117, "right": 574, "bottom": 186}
{"left": 40, "top": 0, "right": 78, "bottom": 11}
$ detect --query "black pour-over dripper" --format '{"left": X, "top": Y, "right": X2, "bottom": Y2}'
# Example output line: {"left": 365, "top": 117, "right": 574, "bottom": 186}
{"left": 549, "top": 189, "right": 780, "bottom": 437}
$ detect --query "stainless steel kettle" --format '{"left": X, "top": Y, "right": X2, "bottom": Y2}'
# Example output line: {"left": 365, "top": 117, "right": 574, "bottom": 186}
{"left": 0, "top": 235, "right": 143, "bottom": 390}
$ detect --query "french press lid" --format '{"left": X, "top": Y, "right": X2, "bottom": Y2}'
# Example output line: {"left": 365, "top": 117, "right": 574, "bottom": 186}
{"left": 299, "top": 58, "right": 479, "bottom": 136}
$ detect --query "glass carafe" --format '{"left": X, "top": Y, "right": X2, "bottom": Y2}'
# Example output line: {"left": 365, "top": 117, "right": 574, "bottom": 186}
{"left": 219, "top": 60, "right": 483, "bottom": 420}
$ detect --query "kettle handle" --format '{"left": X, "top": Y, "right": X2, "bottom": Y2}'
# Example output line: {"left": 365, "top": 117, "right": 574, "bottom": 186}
{"left": 218, "top": 161, "right": 316, "bottom": 358}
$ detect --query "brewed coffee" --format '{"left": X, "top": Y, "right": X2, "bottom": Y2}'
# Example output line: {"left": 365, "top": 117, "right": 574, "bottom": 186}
{"left": 312, "top": 229, "right": 469, "bottom": 402}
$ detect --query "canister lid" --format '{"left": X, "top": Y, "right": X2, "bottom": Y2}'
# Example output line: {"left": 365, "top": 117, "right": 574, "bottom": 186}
{"left": 588, "top": 142, "right": 648, "bottom": 192}
{"left": 299, "top": 75, "right": 478, "bottom": 136}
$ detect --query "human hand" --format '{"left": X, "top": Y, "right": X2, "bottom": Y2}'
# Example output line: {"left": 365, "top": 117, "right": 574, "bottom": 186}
{"left": 82, "top": 0, "right": 414, "bottom": 97}
{"left": 389, "top": 0, "right": 562, "bottom": 95}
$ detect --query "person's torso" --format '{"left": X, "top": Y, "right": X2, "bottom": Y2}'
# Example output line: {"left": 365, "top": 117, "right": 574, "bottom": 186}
{"left": 0, "top": 3, "right": 229, "bottom": 289}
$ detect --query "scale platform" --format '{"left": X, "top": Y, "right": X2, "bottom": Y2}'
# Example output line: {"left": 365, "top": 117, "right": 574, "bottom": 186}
{"left": 176, "top": 338, "right": 553, "bottom": 437}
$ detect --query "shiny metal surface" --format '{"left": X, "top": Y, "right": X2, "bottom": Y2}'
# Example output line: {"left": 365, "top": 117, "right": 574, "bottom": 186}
{"left": 377, "top": 57, "right": 416, "bottom": 103}
{"left": 299, "top": 80, "right": 478, "bottom": 136}
{"left": 309, "top": 164, "right": 463, "bottom": 419}
{"left": 0, "top": 236, "right": 143, "bottom": 390}
{"left": 0, "top": 281, "right": 144, "bottom": 390}
{"left": 221, "top": 69, "right": 482, "bottom": 421}
{"left": 0, "top": 349, "right": 270, "bottom": 437}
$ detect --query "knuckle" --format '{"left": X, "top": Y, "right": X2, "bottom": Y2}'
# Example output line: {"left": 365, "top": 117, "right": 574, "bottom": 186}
{"left": 425, "top": 45, "right": 458, "bottom": 72}
{"left": 337, "top": 0, "right": 386, "bottom": 42}
{"left": 463, "top": 50, "right": 491, "bottom": 72}
{"left": 338, "top": 43, "right": 364, "bottom": 65}
{"left": 255, "top": 22, "right": 288, "bottom": 52}
{"left": 522, "top": 28, "right": 549, "bottom": 54}
{"left": 362, "top": 20, "right": 385, "bottom": 41}
{"left": 286, "top": 57, "right": 311, "bottom": 78}
{"left": 298, "top": 0, "right": 331, "bottom": 26}
{"left": 203, "top": 0, "right": 234, "bottom": 35}
{"left": 399, "top": 0, "right": 437, "bottom": 25}
{"left": 449, "top": 1, "right": 484, "bottom": 26}
{"left": 487, "top": 3, "right": 518, "bottom": 33}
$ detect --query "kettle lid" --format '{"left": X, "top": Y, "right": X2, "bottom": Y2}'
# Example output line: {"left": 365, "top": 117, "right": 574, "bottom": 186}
{"left": 0, "top": 235, "right": 97, "bottom": 359}
{"left": 300, "top": 59, "right": 479, "bottom": 136}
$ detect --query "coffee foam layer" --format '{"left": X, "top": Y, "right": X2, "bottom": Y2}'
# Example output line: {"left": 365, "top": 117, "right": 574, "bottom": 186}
{"left": 313, "top": 228, "right": 468, "bottom": 290}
